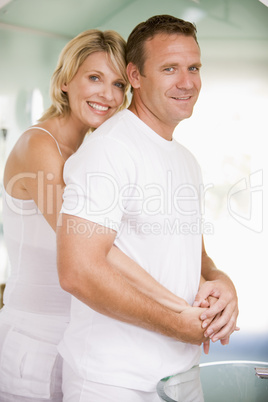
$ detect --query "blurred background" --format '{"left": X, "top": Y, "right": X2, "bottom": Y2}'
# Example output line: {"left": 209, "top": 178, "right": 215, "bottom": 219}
{"left": 0, "top": 0, "right": 267, "bottom": 363}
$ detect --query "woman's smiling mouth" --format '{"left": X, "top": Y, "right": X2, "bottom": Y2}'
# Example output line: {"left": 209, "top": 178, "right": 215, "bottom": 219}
{"left": 87, "top": 101, "right": 109, "bottom": 111}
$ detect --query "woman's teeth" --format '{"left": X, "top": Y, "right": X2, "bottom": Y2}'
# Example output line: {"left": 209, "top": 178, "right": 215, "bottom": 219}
{"left": 87, "top": 102, "right": 109, "bottom": 111}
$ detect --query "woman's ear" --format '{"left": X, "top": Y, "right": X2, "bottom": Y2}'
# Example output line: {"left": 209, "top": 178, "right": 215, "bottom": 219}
{"left": 126, "top": 63, "right": 141, "bottom": 89}
{"left": 61, "top": 82, "right": 68, "bottom": 92}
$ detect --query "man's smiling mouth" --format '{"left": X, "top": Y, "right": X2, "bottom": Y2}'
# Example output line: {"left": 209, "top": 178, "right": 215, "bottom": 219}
{"left": 172, "top": 96, "right": 191, "bottom": 100}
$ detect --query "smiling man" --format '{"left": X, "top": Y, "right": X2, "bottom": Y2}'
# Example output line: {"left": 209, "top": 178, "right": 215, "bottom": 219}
{"left": 57, "top": 15, "right": 239, "bottom": 401}
{"left": 128, "top": 33, "right": 202, "bottom": 138}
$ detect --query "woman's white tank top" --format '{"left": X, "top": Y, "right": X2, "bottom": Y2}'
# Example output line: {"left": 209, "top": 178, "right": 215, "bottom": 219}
{"left": 2, "top": 127, "right": 70, "bottom": 317}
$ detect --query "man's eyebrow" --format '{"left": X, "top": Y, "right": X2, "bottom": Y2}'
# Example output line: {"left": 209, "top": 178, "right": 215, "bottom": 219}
{"left": 159, "top": 62, "right": 179, "bottom": 70}
{"left": 189, "top": 62, "right": 202, "bottom": 68}
{"left": 160, "top": 62, "right": 202, "bottom": 70}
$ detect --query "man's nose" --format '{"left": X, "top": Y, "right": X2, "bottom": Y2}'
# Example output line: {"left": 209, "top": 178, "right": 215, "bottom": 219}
{"left": 176, "top": 71, "right": 193, "bottom": 90}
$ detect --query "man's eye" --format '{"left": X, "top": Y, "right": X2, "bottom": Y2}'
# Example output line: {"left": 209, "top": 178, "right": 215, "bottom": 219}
{"left": 164, "top": 67, "right": 175, "bottom": 72}
{"left": 189, "top": 67, "right": 199, "bottom": 72}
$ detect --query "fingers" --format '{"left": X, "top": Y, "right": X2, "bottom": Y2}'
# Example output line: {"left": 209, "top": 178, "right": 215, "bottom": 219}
{"left": 193, "top": 281, "right": 216, "bottom": 307}
{"left": 200, "top": 298, "right": 227, "bottom": 322}
{"left": 178, "top": 307, "right": 210, "bottom": 345}
{"left": 203, "top": 339, "right": 210, "bottom": 354}
{"left": 194, "top": 278, "right": 239, "bottom": 345}
{"left": 220, "top": 337, "right": 230, "bottom": 346}
{"left": 204, "top": 305, "right": 239, "bottom": 342}
{"left": 199, "top": 299, "right": 210, "bottom": 308}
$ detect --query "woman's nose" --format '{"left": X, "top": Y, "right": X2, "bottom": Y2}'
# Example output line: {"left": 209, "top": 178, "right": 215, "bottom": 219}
{"left": 99, "top": 83, "right": 114, "bottom": 101}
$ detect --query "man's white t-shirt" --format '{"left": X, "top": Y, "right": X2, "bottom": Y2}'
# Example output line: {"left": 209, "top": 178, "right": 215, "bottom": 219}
{"left": 59, "top": 109, "right": 203, "bottom": 392}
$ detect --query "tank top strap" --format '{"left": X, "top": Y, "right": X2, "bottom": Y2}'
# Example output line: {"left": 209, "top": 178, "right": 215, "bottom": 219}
{"left": 27, "top": 127, "right": 63, "bottom": 156}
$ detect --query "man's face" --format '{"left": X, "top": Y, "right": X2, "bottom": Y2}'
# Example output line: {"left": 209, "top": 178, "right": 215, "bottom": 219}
{"left": 131, "top": 33, "right": 202, "bottom": 138}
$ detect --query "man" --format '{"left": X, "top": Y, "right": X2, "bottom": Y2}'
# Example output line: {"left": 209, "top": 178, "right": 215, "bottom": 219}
{"left": 57, "top": 15, "right": 239, "bottom": 401}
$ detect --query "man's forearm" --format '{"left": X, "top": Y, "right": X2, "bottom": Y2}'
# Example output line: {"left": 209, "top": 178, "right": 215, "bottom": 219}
{"left": 201, "top": 249, "right": 237, "bottom": 295}
{"left": 57, "top": 216, "right": 207, "bottom": 344}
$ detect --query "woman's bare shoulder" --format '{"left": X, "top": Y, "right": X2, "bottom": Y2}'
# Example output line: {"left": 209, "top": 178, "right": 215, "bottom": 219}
{"left": 4, "top": 127, "right": 64, "bottom": 192}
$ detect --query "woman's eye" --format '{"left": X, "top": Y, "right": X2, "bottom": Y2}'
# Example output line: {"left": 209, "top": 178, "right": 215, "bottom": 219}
{"left": 114, "top": 82, "right": 125, "bottom": 89}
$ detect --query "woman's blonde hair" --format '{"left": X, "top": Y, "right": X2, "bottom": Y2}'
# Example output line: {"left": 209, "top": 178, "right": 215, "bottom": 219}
{"left": 39, "top": 29, "right": 129, "bottom": 122}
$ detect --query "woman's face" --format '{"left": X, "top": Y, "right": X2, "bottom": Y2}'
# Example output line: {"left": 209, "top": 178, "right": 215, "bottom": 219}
{"left": 62, "top": 51, "right": 126, "bottom": 130}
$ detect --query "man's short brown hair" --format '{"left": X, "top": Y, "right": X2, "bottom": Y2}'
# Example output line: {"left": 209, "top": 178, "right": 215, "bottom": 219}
{"left": 126, "top": 14, "right": 198, "bottom": 75}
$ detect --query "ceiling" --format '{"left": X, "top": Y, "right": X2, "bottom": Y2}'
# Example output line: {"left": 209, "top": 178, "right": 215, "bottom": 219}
{"left": 0, "top": 0, "right": 267, "bottom": 42}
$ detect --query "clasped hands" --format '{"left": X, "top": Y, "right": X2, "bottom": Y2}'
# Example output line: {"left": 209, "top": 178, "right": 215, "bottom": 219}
{"left": 193, "top": 279, "right": 240, "bottom": 354}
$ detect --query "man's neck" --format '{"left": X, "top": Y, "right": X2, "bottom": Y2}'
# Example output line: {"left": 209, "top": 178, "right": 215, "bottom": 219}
{"left": 128, "top": 102, "right": 175, "bottom": 142}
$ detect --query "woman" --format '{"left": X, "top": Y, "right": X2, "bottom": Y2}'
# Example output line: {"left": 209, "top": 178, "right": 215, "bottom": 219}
{"left": 0, "top": 29, "right": 190, "bottom": 402}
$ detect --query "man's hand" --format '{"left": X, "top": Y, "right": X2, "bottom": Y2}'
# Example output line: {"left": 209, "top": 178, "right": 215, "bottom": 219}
{"left": 196, "top": 237, "right": 239, "bottom": 344}
{"left": 177, "top": 307, "right": 210, "bottom": 345}
{"left": 193, "top": 279, "right": 239, "bottom": 343}
{"left": 197, "top": 296, "right": 227, "bottom": 353}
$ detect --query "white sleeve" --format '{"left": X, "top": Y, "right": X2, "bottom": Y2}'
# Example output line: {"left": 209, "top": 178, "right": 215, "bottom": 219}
{"left": 61, "top": 135, "right": 136, "bottom": 232}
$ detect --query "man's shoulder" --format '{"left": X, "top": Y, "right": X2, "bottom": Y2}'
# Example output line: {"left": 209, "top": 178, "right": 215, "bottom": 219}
{"left": 90, "top": 109, "right": 130, "bottom": 141}
{"left": 69, "top": 109, "right": 136, "bottom": 169}
{"left": 79, "top": 109, "right": 138, "bottom": 159}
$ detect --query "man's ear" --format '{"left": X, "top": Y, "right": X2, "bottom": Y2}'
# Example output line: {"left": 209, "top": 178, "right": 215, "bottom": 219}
{"left": 126, "top": 63, "right": 141, "bottom": 89}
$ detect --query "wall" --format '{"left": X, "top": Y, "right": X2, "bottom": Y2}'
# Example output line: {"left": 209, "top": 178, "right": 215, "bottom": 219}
{"left": 0, "top": 27, "right": 68, "bottom": 154}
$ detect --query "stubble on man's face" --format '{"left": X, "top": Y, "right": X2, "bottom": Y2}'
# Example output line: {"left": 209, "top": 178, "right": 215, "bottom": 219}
{"left": 134, "top": 33, "right": 202, "bottom": 139}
